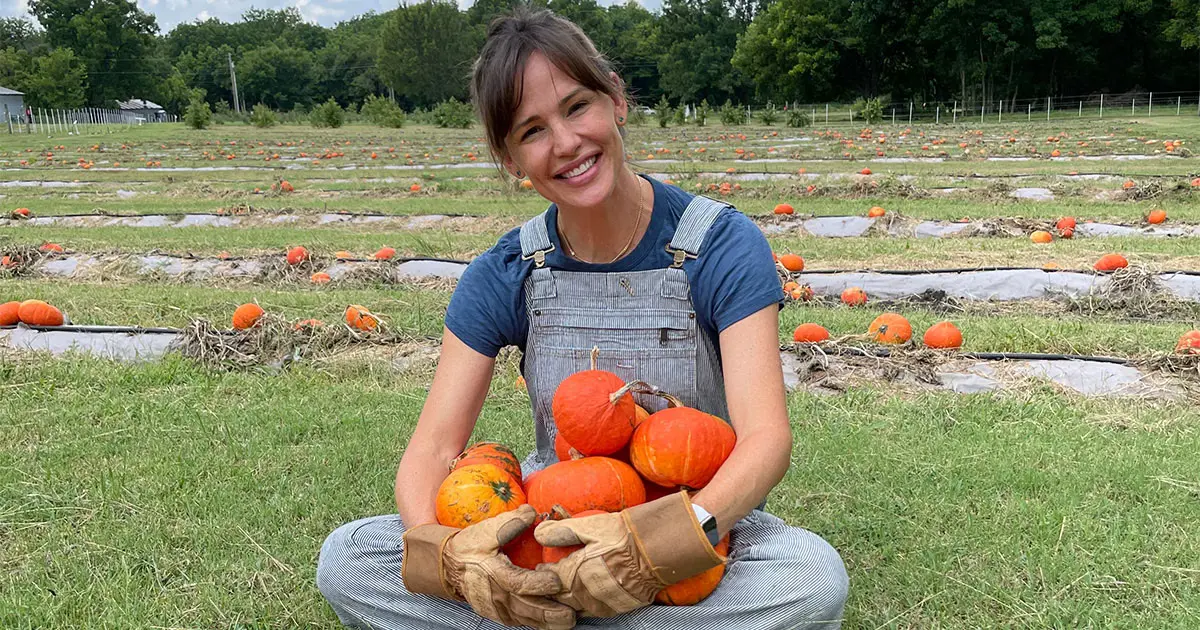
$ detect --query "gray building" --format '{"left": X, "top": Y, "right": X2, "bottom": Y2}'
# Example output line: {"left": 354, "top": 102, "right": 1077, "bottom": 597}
{"left": 0, "top": 86, "right": 25, "bottom": 122}
{"left": 117, "top": 98, "right": 166, "bottom": 122}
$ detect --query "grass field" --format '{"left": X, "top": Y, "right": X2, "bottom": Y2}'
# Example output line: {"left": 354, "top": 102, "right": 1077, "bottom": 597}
{"left": 4, "top": 117, "right": 1200, "bottom": 628}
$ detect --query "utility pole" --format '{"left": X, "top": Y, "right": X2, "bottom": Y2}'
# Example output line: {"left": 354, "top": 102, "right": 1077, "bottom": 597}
{"left": 228, "top": 53, "right": 241, "bottom": 114}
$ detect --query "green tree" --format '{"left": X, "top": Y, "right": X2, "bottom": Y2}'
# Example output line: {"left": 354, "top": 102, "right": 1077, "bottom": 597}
{"left": 250, "top": 103, "right": 278, "bottom": 127}
{"left": 0, "top": 17, "right": 44, "bottom": 52}
{"left": 655, "top": 0, "right": 752, "bottom": 105}
{"left": 732, "top": 0, "right": 841, "bottom": 103}
{"left": 185, "top": 96, "right": 212, "bottom": 129}
{"left": 378, "top": 0, "right": 477, "bottom": 108}
{"left": 315, "top": 12, "right": 390, "bottom": 106}
{"left": 239, "top": 44, "right": 317, "bottom": 110}
{"left": 29, "top": 0, "right": 160, "bottom": 105}
{"left": 21, "top": 48, "right": 88, "bottom": 108}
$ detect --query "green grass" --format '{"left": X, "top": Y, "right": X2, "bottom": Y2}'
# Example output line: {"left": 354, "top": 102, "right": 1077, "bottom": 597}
{"left": 2, "top": 356, "right": 1198, "bottom": 627}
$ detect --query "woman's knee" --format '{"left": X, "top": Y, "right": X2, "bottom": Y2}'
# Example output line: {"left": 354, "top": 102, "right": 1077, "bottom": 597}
{"left": 316, "top": 515, "right": 406, "bottom": 602}
{"left": 784, "top": 529, "right": 849, "bottom": 623}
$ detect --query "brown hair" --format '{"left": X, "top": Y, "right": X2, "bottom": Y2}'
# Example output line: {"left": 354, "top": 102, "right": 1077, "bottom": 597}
{"left": 470, "top": 8, "right": 628, "bottom": 171}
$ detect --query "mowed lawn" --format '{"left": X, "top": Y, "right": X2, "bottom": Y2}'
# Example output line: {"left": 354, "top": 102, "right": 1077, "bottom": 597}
{"left": 2, "top": 356, "right": 1199, "bottom": 628}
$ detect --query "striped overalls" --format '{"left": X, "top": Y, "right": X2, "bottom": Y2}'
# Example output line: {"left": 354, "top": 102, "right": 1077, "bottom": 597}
{"left": 317, "top": 195, "right": 849, "bottom": 629}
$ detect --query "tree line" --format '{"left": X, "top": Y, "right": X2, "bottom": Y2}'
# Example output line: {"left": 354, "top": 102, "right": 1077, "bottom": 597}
{"left": 2, "top": 0, "right": 1200, "bottom": 117}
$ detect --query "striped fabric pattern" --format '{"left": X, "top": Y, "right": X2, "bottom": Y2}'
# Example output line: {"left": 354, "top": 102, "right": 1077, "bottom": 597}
{"left": 315, "top": 195, "right": 849, "bottom": 628}
{"left": 317, "top": 510, "right": 848, "bottom": 629}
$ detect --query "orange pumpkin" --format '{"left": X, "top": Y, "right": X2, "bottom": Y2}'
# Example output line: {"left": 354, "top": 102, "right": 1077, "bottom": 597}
{"left": 0, "top": 301, "right": 19, "bottom": 326}
{"left": 1030, "top": 231, "right": 1053, "bottom": 244}
{"left": 435, "top": 464, "right": 526, "bottom": 528}
{"left": 334, "top": 250, "right": 354, "bottom": 260}
{"left": 1175, "top": 330, "right": 1200, "bottom": 354}
{"left": 503, "top": 526, "right": 544, "bottom": 570}
{"left": 773, "top": 203, "right": 794, "bottom": 215}
{"left": 1093, "top": 254, "right": 1129, "bottom": 271}
{"left": 286, "top": 246, "right": 309, "bottom": 265}
{"left": 373, "top": 246, "right": 396, "bottom": 261}
{"left": 868, "top": 313, "right": 912, "bottom": 344}
{"left": 310, "top": 272, "right": 332, "bottom": 284}
{"left": 1058, "top": 227, "right": 1074, "bottom": 239}
{"left": 294, "top": 318, "right": 324, "bottom": 330}
{"left": 1056, "top": 217, "right": 1076, "bottom": 231}
{"left": 17, "top": 300, "right": 64, "bottom": 326}
{"left": 279, "top": 180, "right": 294, "bottom": 193}
{"left": 39, "top": 242, "right": 64, "bottom": 253}
{"left": 859, "top": 167, "right": 872, "bottom": 175}
{"left": 526, "top": 456, "right": 646, "bottom": 516}
{"left": 923, "top": 321, "right": 963, "bottom": 349}
{"left": 12, "top": 207, "right": 30, "bottom": 218}
{"left": 793, "top": 323, "right": 830, "bottom": 343}
{"left": 520, "top": 179, "right": 534, "bottom": 190}
{"left": 655, "top": 534, "right": 730, "bottom": 605}
{"left": 1122, "top": 180, "right": 1135, "bottom": 190}
{"left": 867, "top": 206, "right": 886, "bottom": 218}
{"left": 345, "top": 304, "right": 379, "bottom": 331}
{"left": 551, "top": 365, "right": 638, "bottom": 457}
{"left": 630, "top": 407, "right": 736, "bottom": 490}
{"left": 451, "top": 442, "right": 523, "bottom": 485}
{"left": 779, "top": 254, "right": 804, "bottom": 272}
{"left": 1147, "top": 209, "right": 1167, "bottom": 224}
{"left": 232, "top": 303, "right": 265, "bottom": 330}
{"left": 840, "top": 287, "right": 868, "bottom": 307}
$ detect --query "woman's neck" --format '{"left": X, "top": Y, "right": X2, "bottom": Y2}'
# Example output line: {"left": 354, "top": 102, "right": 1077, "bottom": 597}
{"left": 556, "top": 169, "right": 650, "bottom": 264}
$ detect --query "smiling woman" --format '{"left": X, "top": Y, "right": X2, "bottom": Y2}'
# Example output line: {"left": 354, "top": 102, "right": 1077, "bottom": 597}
{"left": 316, "top": 8, "right": 849, "bottom": 630}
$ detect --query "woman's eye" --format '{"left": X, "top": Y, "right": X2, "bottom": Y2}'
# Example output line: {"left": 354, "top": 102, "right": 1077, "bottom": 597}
{"left": 569, "top": 101, "right": 588, "bottom": 114}
{"left": 521, "top": 127, "right": 541, "bottom": 140}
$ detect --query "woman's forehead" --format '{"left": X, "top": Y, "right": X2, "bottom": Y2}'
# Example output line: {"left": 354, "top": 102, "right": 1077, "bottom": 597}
{"left": 513, "top": 52, "right": 588, "bottom": 117}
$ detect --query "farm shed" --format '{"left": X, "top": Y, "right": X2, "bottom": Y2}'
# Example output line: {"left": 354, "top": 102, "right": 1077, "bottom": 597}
{"left": 0, "top": 86, "right": 25, "bottom": 121}
{"left": 117, "top": 98, "right": 166, "bottom": 122}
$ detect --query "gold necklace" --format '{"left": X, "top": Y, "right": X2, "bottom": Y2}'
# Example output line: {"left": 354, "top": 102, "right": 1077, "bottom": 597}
{"left": 560, "top": 177, "right": 646, "bottom": 264}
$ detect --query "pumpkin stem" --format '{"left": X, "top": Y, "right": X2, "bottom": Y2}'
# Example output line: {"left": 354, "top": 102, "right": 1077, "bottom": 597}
{"left": 568, "top": 447, "right": 585, "bottom": 461}
{"left": 611, "top": 380, "right": 685, "bottom": 408}
{"left": 550, "top": 504, "right": 572, "bottom": 520}
{"left": 590, "top": 345, "right": 599, "bottom": 371}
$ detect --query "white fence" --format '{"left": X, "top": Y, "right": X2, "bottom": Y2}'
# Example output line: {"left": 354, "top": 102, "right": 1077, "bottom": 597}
{"left": 3, "top": 105, "right": 178, "bottom": 135}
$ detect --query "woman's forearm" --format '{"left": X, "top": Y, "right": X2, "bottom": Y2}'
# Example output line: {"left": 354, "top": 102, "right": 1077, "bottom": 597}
{"left": 690, "top": 426, "right": 792, "bottom": 536}
{"left": 395, "top": 441, "right": 463, "bottom": 527}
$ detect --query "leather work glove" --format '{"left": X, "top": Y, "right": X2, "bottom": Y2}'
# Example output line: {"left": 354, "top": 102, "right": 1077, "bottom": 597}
{"left": 402, "top": 504, "right": 577, "bottom": 629}
{"left": 533, "top": 491, "right": 724, "bottom": 617}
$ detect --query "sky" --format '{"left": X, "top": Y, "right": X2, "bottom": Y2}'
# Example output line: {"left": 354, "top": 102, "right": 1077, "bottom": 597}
{"left": 0, "top": 0, "right": 661, "bottom": 31}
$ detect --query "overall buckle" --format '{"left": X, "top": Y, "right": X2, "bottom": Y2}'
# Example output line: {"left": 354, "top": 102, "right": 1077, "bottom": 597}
{"left": 520, "top": 244, "right": 556, "bottom": 268}
{"left": 664, "top": 244, "right": 697, "bottom": 268}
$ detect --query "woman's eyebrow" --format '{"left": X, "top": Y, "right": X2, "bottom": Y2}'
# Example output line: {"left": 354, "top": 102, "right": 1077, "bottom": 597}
{"left": 513, "top": 86, "right": 589, "bottom": 130}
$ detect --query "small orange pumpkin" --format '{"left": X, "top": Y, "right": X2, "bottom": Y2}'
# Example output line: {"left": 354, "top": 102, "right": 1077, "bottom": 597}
{"left": 867, "top": 206, "right": 886, "bottom": 218}
{"left": 868, "top": 313, "right": 912, "bottom": 344}
{"left": 1093, "top": 254, "right": 1129, "bottom": 271}
{"left": 1147, "top": 209, "right": 1167, "bottom": 224}
{"left": 1056, "top": 217, "right": 1076, "bottom": 231}
{"left": 1175, "top": 330, "right": 1200, "bottom": 354}
{"left": 841, "top": 287, "right": 868, "bottom": 307}
{"left": 923, "top": 321, "right": 963, "bottom": 349}
{"left": 503, "top": 526, "right": 544, "bottom": 570}
{"left": 655, "top": 534, "right": 730, "bottom": 605}
{"left": 39, "top": 242, "right": 64, "bottom": 253}
{"left": 629, "top": 407, "right": 736, "bottom": 490}
{"left": 793, "top": 323, "right": 830, "bottom": 343}
{"left": 232, "top": 303, "right": 265, "bottom": 330}
{"left": 451, "top": 442, "right": 523, "bottom": 485}
{"left": 310, "top": 272, "right": 332, "bottom": 284}
{"left": 279, "top": 180, "right": 294, "bottom": 193}
{"left": 345, "top": 304, "right": 379, "bottom": 331}
{"left": 551, "top": 356, "right": 638, "bottom": 456}
{"left": 527, "top": 456, "right": 645, "bottom": 517}
{"left": 17, "top": 299, "right": 65, "bottom": 326}
{"left": 1058, "top": 227, "right": 1074, "bottom": 239}
{"left": 293, "top": 318, "right": 324, "bottom": 330}
{"left": 334, "top": 250, "right": 354, "bottom": 260}
{"left": 778, "top": 254, "right": 804, "bottom": 272}
{"left": 0, "top": 301, "right": 20, "bottom": 326}
{"left": 859, "top": 167, "right": 872, "bottom": 175}
{"left": 373, "top": 246, "right": 396, "bottom": 261}
{"left": 1030, "top": 231, "right": 1053, "bottom": 244}
{"left": 286, "top": 246, "right": 309, "bottom": 265}
{"left": 435, "top": 463, "right": 526, "bottom": 528}
{"left": 773, "top": 203, "right": 794, "bottom": 215}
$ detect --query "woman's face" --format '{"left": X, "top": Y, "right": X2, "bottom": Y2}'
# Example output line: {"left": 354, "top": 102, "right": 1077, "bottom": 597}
{"left": 503, "top": 51, "right": 628, "bottom": 211}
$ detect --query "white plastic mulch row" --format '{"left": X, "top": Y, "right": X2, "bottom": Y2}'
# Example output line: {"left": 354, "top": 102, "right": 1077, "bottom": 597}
{"left": 5, "top": 212, "right": 1197, "bottom": 239}
{"left": 0, "top": 324, "right": 1178, "bottom": 398}
{"left": 20, "top": 254, "right": 1200, "bottom": 303}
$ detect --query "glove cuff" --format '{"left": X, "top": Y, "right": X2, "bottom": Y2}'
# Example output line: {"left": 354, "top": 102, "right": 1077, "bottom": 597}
{"left": 401, "top": 523, "right": 462, "bottom": 601}
{"left": 622, "top": 490, "right": 723, "bottom": 586}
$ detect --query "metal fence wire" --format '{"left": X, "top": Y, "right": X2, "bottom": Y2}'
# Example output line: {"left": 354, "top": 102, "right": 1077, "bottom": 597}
{"left": 3, "top": 104, "right": 177, "bottom": 136}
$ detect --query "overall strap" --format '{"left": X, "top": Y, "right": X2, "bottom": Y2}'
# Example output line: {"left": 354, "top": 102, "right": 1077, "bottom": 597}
{"left": 666, "top": 195, "right": 728, "bottom": 268}
{"left": 519, "top": 212, "right": 555, "bottom": 268}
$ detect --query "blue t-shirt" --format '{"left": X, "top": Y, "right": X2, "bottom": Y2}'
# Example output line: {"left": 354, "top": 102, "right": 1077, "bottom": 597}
{"left": 445, "top": 175, "right": 784, "bottom": 358}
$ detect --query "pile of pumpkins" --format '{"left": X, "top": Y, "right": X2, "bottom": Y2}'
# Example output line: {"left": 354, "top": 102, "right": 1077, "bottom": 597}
{"left": 1, "top": 299, "right": 66, "bottom": 327}
{"left": 793, "top": 312, "right": 963, "bottom": 349}
{"left": 433, "top": 361, "right": 736, "bottom": 606}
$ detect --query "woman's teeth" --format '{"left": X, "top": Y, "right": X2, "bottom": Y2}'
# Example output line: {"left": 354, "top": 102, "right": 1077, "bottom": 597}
{"left": 559, "top": 155, "right": 597, "bottom": 179}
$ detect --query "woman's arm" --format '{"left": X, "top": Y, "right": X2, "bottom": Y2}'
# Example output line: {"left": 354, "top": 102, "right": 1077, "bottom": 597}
{"left": 690, "top": 305, "right": 793, "bottom": 535}
{"left": 395, "top": 327, "right": 498, "bottom": 527}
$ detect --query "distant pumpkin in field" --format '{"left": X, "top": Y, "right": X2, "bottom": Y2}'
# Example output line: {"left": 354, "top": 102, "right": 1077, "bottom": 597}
{"left": 232, "top": 303, "right": 265, "bottom": 330}
{"left": 868, "top": 313, "right": 912, "bottom": 344}
{"left": 1093, "top": 254, "right": 1129, "bottom": 271}
{"left": 793, "top": 323, "right": 830, "bottom": 343}
{"left": 1147, "top": 209, "right": 1167, "bottom": 224}
{"left": 778, "top": 254, "right": 804, "bottom": 272}
{"left": 286, "top": 246, "right": 309, "bottom": 265}
{"left": 1030, "top": 231, "right": 1053, "bottom": 244}
{"left": 345, "top": 304, "right": 380, "bottom": 331}
{"left": 867, "top": 206, "right": 885, "bottom": 218}
{"left": 923, "top": 321, "right": 963, "bottom": 349}
{"left": 840, "top": 287, "right": 868, "bottom": 307}
{"left": 773, "top": 203, "right": 794, "bottom": 215}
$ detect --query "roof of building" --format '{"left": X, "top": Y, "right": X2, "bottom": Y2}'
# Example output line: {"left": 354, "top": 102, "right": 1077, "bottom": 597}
{"left": 0, "top": 86, "right": 24, "bottom": 96}
{"left": 118, "top": 98, "right": 164, "bottom": 111}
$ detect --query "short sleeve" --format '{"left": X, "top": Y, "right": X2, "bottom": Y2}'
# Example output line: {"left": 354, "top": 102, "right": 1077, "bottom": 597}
{"left": 688, "top": 210, "right": 784, "bottom": 335}
{"left": 444, "top": 252, "right": 523, "bottom": 358}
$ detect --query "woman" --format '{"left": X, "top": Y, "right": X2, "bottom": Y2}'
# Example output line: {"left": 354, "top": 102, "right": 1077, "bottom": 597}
{"left": 317, "top": 8, "right": 848, "bottom": 629}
